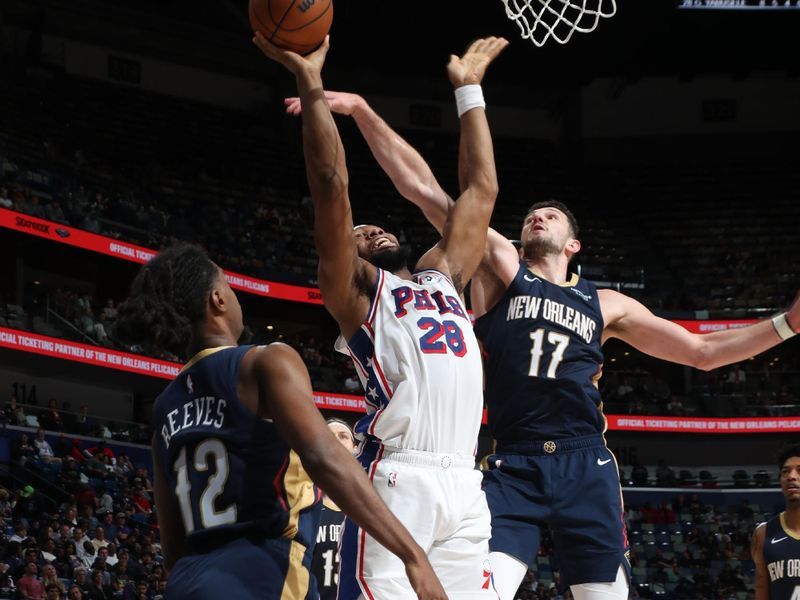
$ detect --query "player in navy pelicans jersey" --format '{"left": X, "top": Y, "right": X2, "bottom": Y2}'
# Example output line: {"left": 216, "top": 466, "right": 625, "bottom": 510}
{"left": 254, "top": 31, "right": 508, "bottom": 600}
{"left": 114, "top": 243, "right": 445, "bottom": 600}
{"left": 328, "top": 93, "right": 800, "bottom": 597}
{"left": 311, "top": 420, "right": 356, "bottom": 600}
{"left": 753, "top": 444, "right": 800, "bottom": 600}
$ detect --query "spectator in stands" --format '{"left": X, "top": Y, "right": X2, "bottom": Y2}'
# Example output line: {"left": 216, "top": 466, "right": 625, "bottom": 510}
{"left": 129, "top": 488, "right": 151, "bottom": 523}
{"left": 0, "top": 187, "right": 12, "bottom": 209}
{"left": 17, "top": 561, "right": 43, "bottom": 600}
{"left": 85, "top": 569, "right": 110, "bottom": 600}
{"left": 40, "top": 564, "right": 64, "bottom": 596}
{"left": 3, "top": 396, "right": 24, "bottom": 426}
{"left": 14, "top": 434, "right": 37, "bottom": 466}
{"left": 72, "top": 527, "right": 89, "bottom": 554}
{"left": 95, "top": 487, "right": 112, "bottom": 518}
{"left": 13, "top": 487, "right": 44, "bottom": 531}
{"left": 630, "top": 462, "right": 649, "bottom": 487}
{"left": 39, "top": 399, "right": 63, "bottom": 432}
{"left": 33, "top": 429, "right": 61, "bottom": 466}
{"left": 655, "top": 459, "right": 677, "bottom": 486}
{"left": 90, "top": 528, "right": 108, "bottom": 553}
{"left": 100, "top": 301, "right": 117, "bottom": 329}
{"left": 72, "top": 567, "right": 90, "bottom": 596}
{"left": 103, "top": 545, "right": 118, "bottom": 569}
{"left": 78, "top": 543, "right": 95, "bottom": 571}
{"left": 68, "top": 584, "right": 83, "bottom": 600}
{"left": 44, "top": 583, "right": 60, "bottom": 600}
{"left": 665, "top": 394, "right": 686, "bottom": 416}
{"left": 99, "top": 514, "right": 115, "bottom": 543}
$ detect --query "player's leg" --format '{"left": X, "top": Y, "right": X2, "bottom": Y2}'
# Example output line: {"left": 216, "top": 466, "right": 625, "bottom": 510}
{"left": 481, "top": 453, "right": 548, "bottom": 600}
{"left": 489, "top": 552, "right": 529, "bottom": 600}
{"left": 338, "top": 458, "right": 438, "bottom": 600}
{"left": 427, "top": 468, "right": 495, "bottom": 599}
{"left": 550, "top": 439, "right": 630, "bottom": 597}
{"left": 570, "top": 565, "right": 629, "bottom": 600}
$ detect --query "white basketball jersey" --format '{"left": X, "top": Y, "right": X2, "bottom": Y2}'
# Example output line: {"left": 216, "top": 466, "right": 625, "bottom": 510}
{"left": 335, "top": 268, "right": 484, "bottom": 455}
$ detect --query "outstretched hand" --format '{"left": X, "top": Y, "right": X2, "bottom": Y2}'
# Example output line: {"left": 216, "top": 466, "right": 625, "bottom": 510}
{"left": 787, "top": 292, "right": 800, "bottom": 333}
{"left": 284, "top": 91, "right": 365, "bottom": 117}
{"left": 252, "top": 31, "right": 330, "bottom": 78}
{"left": 447, "top": 36, "right": 509, "bottom": 88}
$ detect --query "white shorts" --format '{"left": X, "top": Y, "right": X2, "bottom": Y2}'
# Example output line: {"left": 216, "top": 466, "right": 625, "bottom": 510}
{"left": 338, "top": 446, "right": 494, "bottom": 600}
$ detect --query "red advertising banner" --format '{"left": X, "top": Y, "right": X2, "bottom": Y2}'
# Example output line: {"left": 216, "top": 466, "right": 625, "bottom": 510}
{"left": 2, "top": 327, "right": 795, "bottom": 430}
{"left": 607, "top": 414, "right": 800, "bottom": 433}
{"left": 0, "top": 326, "right": 366, "bottom": 412}
{"left": 0, "top": 208, "right": 323, "bottom": 305}
{"left": 673, "top": 319, "right": 759, "bottom": 333}
{"left": 0, "top": 326, "right": 181, "bottom": 379}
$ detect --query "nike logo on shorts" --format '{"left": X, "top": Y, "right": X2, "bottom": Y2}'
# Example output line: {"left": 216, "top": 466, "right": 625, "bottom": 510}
{"left": 772, "top": 536, "right": 789, "bottom": 544}
{"left": 597, "top": 458, "right": 612, "bottom": 466}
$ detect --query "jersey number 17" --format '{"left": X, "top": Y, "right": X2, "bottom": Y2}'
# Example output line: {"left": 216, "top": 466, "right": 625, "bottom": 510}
{"left": 528, "top": 328, "right": 570, "bottom": 379}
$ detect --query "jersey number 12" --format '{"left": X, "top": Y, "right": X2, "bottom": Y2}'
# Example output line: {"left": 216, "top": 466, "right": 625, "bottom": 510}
{"left": 173, "top": 439, "right": 237, "bottom": 533}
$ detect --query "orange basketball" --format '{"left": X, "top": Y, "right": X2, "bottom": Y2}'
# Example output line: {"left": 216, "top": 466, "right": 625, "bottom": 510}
{"left": 249, "top": 0, "right": 333, "bottom": 55}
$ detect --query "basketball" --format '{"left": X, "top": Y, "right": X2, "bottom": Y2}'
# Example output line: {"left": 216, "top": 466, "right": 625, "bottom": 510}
{"left": 249, "top": 0, "right": 333, "bottom": 55}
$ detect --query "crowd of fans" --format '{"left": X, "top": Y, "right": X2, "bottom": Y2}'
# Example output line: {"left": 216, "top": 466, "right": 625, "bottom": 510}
{"left": 0, "top": 394, "right": 781, "bottom": 600}
{"left": 0, "top": 428, "right": 163, "bottom": 599}
{"left": 2, "top": 396, "right": 148, "bottom": 447}
{"left": 512, "top": 493, "right": 778, "bottom": 600}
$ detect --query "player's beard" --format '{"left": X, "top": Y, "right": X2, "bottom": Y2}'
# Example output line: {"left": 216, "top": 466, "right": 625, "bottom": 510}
{"left": 522, "top": 235, "right": 563, "bottom": 260}
{"left": 370, "top": 245, "right": 412, "bottom": 273}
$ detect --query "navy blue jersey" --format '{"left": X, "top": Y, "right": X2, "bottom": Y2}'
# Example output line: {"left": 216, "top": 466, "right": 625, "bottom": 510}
{"left": 473, "top": 262, "right": 605, "bottom": 442}
{"left": 311, "top": 499, "right": 345, "bottom": 600}
{"left": 763, "top": 513, "right": 800, "bottom": 599}
{"left": 152, "top": 345, "right": 322, "bottom": 550}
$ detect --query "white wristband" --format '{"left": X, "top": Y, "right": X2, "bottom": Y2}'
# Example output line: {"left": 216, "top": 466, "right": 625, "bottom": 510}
{"left": 772, "top": 312, "right": 796, "bottom": 341}
{"left": 455, "top": 84, "right": 485, "bottom": 118}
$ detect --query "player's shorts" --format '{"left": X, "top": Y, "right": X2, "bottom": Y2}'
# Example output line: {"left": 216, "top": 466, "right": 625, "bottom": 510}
{"left": 482, "top": 433, "right": 630, "bottom": 588}
{"left": 338, "top": 439, "right": 495, "bottom": 600}
{"left": 166, "top": 534, "right": 318, "bottom": 600}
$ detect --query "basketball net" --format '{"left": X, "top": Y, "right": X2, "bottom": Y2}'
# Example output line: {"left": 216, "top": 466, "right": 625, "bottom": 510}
{"left": 500, "top": 0, "right": 616, "bottom": 47}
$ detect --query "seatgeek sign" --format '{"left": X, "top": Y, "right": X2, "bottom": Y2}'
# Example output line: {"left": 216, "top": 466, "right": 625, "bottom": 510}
{"left": 0, "top": 209, "right": 323, "bottom": 305}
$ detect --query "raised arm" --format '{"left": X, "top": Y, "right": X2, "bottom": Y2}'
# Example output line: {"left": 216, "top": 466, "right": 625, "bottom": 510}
{"left": 247, "top": 343, "right": 446, "bottom": 600}
{"left": 415, "top": 37, "right": 507, "bottom": 292}
{"left": 286, "top": 92, "right": 454, "bottom": 235}
{"left": 601, "top": 289, "right": 800, "bottom": 371}
{"left": 253, "top": 34, "right": 373, "bottom": 337}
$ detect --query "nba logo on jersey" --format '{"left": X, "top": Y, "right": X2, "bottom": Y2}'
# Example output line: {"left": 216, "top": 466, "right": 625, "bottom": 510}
{"left": 388, "top": 472, "right": 397, "bottom": 487}
{"left": 186, "top": 374, "right": 194, "bottom": 394}
{"left": 417, "top": 272, "right": 441, "bottom": 285}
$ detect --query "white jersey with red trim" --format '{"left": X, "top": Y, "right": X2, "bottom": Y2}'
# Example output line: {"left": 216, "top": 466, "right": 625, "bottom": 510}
{"left": 335, "top": 267, "right": 484, "bottom": 455}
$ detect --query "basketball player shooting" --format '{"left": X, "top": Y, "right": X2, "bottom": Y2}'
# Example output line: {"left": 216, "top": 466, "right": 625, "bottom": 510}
{"left": 290, "top": 90, "right": 800, "bottom": 600}
{"left": 253, "top": 32, "right": 508, "bottom": 599}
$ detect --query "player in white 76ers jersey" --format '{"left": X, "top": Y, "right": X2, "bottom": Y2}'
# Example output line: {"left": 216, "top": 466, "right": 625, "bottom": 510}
{"left": 255, "top": 33, "right": 508, "bottom": 600}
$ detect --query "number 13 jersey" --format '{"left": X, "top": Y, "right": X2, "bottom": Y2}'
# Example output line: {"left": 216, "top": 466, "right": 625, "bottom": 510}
{"left": 152, "top": 345, "right": 321, "bottom": 550}
{"left": 335, "top": 268, "right": 483, "bottom": 456}
{"left": 473, "top": 261, "right": 606, "bottom": 443}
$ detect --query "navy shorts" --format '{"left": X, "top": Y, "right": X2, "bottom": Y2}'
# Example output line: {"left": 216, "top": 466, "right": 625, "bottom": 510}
{"left": 166, "top": 536, "right": 317, "bottom": 600}
{"left": 482, "top": 434, "right": 630, "bottom": 588}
